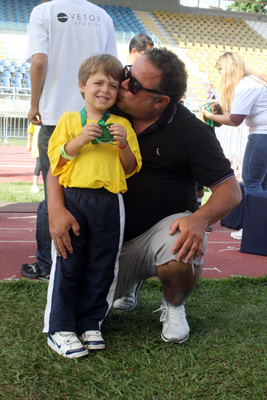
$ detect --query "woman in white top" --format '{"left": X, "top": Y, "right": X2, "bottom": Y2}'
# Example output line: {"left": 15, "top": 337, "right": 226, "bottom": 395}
{"left": 202, "top": 52, "right": 267, "bottom": 239}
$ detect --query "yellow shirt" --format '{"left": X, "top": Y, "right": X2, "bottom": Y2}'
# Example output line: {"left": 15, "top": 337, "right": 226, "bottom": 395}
{"left": 48, "top": 111, "right": 142, "bottom": 194}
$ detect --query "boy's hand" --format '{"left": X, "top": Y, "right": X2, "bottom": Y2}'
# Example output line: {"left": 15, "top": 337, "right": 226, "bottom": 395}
{"left": 80, "top": 123, "right": 101, "bottom": 145}
{"left": 109, "top": 124, "right": 127, "bottom": 148}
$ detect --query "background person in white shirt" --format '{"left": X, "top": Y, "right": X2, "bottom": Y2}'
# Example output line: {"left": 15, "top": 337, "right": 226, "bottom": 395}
{"left": 202, "top": 52, "right": 267, "bottom": 240}
{"left": 20, "top": 0, "right": 118, "bottom": 279}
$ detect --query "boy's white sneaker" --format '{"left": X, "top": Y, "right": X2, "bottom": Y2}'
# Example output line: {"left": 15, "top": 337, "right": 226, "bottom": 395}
{"left": 47, "top": 331, "right": 88, "bottom": 358}
{"left": 80, "top": 330, "right": 105, "bottom": 350}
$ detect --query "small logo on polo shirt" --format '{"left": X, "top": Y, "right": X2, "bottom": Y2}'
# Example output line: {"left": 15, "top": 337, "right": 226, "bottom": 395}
{"left": 57, "top": 13, "right": 68, "bottom": 23}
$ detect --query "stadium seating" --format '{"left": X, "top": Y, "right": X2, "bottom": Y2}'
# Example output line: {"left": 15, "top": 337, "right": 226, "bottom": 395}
{"left": 0, "top": 58, "right": 30, "bottom": 94}
{"left": 97, "top": 4, "right": 147, "bottom": 33}
{"left": 1, "top": 75, "right": 11, "bottom": 88}
{"left": 0, "top": 0, "right": 41, "bottom": 23}
{"left": 12, "top": 76, "right": 22, "bottom": 89}
{"left": 150, "top": 10, "right": 267, "bottom": 88}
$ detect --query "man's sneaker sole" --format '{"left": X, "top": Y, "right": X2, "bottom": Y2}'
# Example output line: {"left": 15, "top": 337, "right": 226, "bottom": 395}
{"left": 47, "top": 334, "right": 88, "bottom": 358}
{"left": 161, "top": 333, "right": 189, "bottom": 344}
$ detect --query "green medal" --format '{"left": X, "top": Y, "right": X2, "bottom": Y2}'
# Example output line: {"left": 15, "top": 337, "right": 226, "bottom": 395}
{"left": 80, "top": 107, "right": 114, "bottom": 144}
{"left": 200, "top": 102, "right": 214, "bottom": 128}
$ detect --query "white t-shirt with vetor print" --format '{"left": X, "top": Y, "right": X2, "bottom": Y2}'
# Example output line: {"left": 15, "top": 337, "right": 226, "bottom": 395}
{"left": 26, "top": 0, "right": 118, "bottom": 126}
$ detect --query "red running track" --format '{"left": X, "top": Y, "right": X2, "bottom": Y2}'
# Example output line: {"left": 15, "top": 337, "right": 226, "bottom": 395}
{"left": 0, "top": 145, "right": 266, "bottom": 281}
{"left": 0, "top": 144, "right": 43, "bottom": 183}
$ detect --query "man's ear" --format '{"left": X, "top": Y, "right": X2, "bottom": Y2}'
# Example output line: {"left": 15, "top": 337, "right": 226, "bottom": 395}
{"left": 154, "top": 95, "right": 170, "bottom": 110}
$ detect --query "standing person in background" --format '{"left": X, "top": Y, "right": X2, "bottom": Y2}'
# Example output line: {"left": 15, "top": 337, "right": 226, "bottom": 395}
{"left": 207, "top": 82, "right": 216, "bottom": 99}
{"left": 20, "top": 0, "right": 118, "bottom": 280}
{"left": 202, "top": 52, "right": 267, "bottom": 240}
{"left": 27, "top": 122, "right": 41, "bottom": 194}
{"left": 125, "top": 33, "right": 154, "bottom": 66}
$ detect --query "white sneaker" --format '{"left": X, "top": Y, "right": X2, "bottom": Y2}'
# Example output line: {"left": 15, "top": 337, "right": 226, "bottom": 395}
{"left": 155, "top": 300, "right": 190, "bottom": 343}
{"left": 47, "top": 332, "right": 88, "bottom": 358}
{"left": 80, "top": 330, "right": 105, "bottom": 350}
{"left": 113, "top": 281, "right": 144, "bottom": 311}
{"left": 31, "top": 184, "right": 40, "bottom": 193}
{"left": 230, "top": 228, "right": 243, "bottom": 240}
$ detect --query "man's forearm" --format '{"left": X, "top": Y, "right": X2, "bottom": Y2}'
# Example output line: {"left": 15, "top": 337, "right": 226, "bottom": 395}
{"left": 30, "top": 53, "right": 48, "bottom": 109}
{"left": 46, "top": 168, "right": 65, "bottom": 213}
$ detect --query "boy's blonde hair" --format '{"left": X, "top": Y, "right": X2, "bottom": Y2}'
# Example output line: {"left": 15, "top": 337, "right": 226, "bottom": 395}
{"left": 78, "top": 54, "right": 123, "bottom": 88}
{"left": 216, "top": 52, "right": 267, "bottom": 112}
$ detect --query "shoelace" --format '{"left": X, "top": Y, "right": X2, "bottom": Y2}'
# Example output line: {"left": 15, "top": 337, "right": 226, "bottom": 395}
{"left": 153, "top": 304, "right": 184, "bottom": 325}
{"left": 31, "top": 264, "right": 38, "bottom": 273}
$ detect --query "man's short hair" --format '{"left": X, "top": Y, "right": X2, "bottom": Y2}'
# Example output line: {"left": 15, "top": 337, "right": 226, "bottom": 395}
{"left": 145, "top": 48, "right": 188, "bottom": 105}
{"left": 78, "top": 54, "right": 123, "bottom": 85}
{"left": 129, "top": 33, "right": 154, "bottom": 53}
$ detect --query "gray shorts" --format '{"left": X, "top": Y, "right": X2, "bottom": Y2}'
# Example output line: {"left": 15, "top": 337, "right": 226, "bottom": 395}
{"left": 114, "top": 211, "right": 207, "bottom": 300}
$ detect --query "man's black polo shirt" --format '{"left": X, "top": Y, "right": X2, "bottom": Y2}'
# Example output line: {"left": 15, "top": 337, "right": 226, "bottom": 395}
{"left": 122, "top": 103, "right": 234, "bottom": 241}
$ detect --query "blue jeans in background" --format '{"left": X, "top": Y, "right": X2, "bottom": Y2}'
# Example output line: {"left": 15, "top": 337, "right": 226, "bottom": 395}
{"left": 36, "top": 125, "right": 55, "bottom": 274}
{"left": 242, "top": 133, "right": 267, "bottom": 194}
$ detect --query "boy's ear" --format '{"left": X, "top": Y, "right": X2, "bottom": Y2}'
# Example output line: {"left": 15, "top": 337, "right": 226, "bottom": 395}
{"left": 78, "top": 81, "right": 85, "bottom": 93}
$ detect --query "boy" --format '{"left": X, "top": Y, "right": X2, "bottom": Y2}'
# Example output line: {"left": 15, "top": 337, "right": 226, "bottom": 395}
{"left": 44, "top": 54, "right": 142, "bottom": 358}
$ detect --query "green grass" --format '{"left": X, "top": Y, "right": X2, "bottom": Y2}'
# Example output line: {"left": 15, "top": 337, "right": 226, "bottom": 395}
{"left": 1, "top": 139, "right": 28, "bottom": 146}
{"left": 0, "top": 182, "right": 44, "bottom": 203}
{"left": 1, "top": 277, "right": 266, "bottom": 399}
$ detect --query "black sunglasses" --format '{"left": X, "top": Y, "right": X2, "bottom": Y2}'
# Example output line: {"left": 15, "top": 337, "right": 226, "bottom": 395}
{"left": 123, "top": 65, "right": 162, "bottom": 96}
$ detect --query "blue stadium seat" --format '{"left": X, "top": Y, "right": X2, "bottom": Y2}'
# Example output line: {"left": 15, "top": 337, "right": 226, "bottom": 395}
{"left": 1, "top": 76, "right": 11, "bottom": 87}
{"left": 15, "top": 71, "right": 23, "bottom": 79}
{"left": 24, "top": 78, "right": 31, "bottom": 90}
{"left": 22, "top": 61, "right": 31, "bottom": 70}
{"left": 7, "top": 65, "right": 15, "bottom": 73}
{"left": 3, "top": 70, "right": 11, "bottom": 78}
{"left": 1, "top": 59, "right": 9, "bottom": 67}
{"left": 13, "top": 77, "right": 22, "bottom": 88}
{"left": 18, "top": 66, "right": 26, "bottom": 74}
{"left": 11, "top": 60, "right": 19, "bottom": 68}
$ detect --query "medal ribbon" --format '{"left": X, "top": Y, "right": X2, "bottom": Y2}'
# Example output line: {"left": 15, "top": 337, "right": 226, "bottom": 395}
{"left": 80, "top": 107, "right": 113, "bottom": 144}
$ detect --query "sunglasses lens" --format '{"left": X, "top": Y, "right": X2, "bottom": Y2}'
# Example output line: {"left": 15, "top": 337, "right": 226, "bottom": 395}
{"left": 124, "top": 65, "right": 131, "bottom": 79}
{"left": 128, "top": 77, "right": 139, "bottom": 95}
